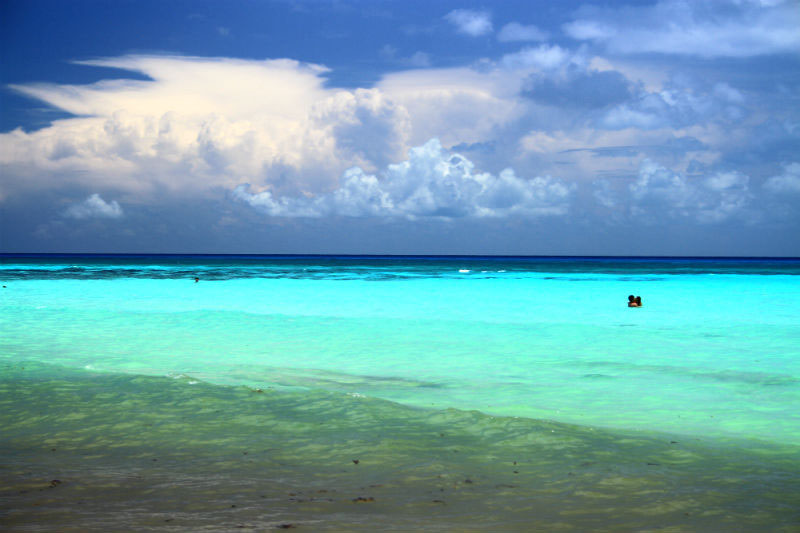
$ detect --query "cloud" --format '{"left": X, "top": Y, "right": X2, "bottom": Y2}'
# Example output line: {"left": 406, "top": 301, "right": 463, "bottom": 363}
{"left": 497, "top": 22, "right": 548, "bottom": 42}
{"left": 564, "top": 0, "right": 800, "bottom": 57}
{"left": 407, "top": 51, "right": 432, "bottom": 68}
{"left": 233, "top": 139, "right": 573, "bottom": 219}
{"left": 764, "top": 162, "right": 800, "bottom": 193}
{"left": 0, "top": 55, "right": 408, "bottom": 199}
{"left": 1, "top": 51, "right": 676, "bottom": 209}
{"left": 64, "top": 194, "right": 124, "bottom": 219}
{"left": 501, "top": 45, "right": 577, "bottom": 71}
{"left": 444, "top": 9, "right": 493, "bottom": 37}
{"left": 311, "top": 88, "right": 411, "bottom": 172}
{"left": 599, "top": 83, "right": 746, "bottom": 130}
{"left": 375, "top": 66, "right": 523, "bottom": 147}
{"left": 629, "top": 159, "right": 752, "bottom": 223}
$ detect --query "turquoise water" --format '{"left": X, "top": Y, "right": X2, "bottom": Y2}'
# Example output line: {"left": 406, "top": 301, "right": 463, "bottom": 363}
{"left": 1, "top": 256, "right": 799, "bottom": 530}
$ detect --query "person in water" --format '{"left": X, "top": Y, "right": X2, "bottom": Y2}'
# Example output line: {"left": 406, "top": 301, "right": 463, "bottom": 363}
{"left": 628, "top": 295, "right": 643, "bottom": 307}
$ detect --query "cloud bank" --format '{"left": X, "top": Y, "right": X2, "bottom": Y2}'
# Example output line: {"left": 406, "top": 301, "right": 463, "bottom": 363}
{"left": 233, "top": 139, "right": 573, "bottom": 219}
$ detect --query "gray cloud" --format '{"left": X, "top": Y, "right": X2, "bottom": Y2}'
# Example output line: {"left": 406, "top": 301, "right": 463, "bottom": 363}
{"left": 764, "top": 162, "right": 800, "bottom": 194}
{"left": 629, "top": 159, "right": 752, "bottom": 223}
{"left": 599, "top": 83, "right": 746, "bottom": 130}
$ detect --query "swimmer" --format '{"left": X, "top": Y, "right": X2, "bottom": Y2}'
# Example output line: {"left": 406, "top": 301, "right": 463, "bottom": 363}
{"left": 628, "top": 295, "right": 638, "bottom": 307}
{"left": 194, "top": 277, "right": 199, "bottom": 283}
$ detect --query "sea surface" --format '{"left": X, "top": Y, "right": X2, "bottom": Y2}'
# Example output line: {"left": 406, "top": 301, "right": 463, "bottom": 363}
{"left": 1, "top": 254, "right": 799, "bottom": 531}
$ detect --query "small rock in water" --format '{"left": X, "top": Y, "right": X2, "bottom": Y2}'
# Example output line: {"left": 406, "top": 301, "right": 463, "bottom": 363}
{"left": 352, "top": 496, "right": 374, "bottom": 502}
{"left": 352, "top": 459, "right": 359, "bottom": 464}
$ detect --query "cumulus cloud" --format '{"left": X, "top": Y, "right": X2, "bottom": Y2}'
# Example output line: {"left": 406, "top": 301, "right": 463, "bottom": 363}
{"left": 233, "top": 139, "right": 573, "bottom": 219}
{"left": 444, "top": 9, "right": 493, "bottom": 37}
{"left": 1, "top": 51, "right": 607, "bottom": 204}
{"left": 764, "top": 162, "right": 800, "bottom": 193}
{"left": 64, "top": 194, "right": 124, "bottom": 219}
{"left": 0, "top": 56, "right": 411, "bottom": 199}
{"left": 564, "top": 0, "right": 800, "bottom": 57}
{"left": 630, "top": 159, "right": 751, "bottom": 223}
{"left": 497, "top": 22, "right": 548, "bottom": 42}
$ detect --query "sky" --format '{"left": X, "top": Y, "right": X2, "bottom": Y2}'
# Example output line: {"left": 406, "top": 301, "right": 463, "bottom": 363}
{"left": 1, "top": 0, "right": 799, "bottom": 255}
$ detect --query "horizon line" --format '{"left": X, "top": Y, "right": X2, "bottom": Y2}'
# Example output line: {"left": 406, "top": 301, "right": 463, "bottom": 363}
{"left": 2, "top": 253, "right": 799, "bottom": 260}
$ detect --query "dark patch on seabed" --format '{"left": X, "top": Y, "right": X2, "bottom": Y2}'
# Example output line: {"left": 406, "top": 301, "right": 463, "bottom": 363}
{"left": 1, "top": 363, "right": 798, "bottom": 532}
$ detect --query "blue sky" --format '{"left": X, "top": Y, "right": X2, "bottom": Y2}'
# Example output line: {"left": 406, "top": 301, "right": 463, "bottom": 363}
{"left": 2, "top": 0, "right": 799, "bottom": 255}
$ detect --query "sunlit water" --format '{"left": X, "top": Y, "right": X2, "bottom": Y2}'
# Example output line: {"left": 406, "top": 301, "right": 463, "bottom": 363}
{"left": 1, "top": 255, "right": 799, "bottom": 531}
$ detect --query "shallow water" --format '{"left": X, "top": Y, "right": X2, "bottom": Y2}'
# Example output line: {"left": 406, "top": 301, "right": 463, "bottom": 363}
{"left": 1, "top": 255, "right": 799, "bottom": 530}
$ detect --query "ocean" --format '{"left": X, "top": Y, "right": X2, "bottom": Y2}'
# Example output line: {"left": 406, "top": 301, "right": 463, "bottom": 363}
{"left": 1, "top": 255, "right": 798, "bottom": 531}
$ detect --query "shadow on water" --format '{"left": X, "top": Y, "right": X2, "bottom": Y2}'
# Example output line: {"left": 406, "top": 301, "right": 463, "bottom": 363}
{"left": 1, "top": 362, "right": 798, "bottom": 532}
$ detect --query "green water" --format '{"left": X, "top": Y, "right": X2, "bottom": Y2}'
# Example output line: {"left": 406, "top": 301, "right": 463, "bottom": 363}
{"left": 2, "top": 362, "right": 798, "bottom": 532}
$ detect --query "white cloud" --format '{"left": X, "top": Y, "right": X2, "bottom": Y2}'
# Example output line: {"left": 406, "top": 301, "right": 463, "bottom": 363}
{"left": 764, "top": 162, "right": 800, "bottom": 193}
{"left": 444, "top": 9, "right": 493, "bottom": 37}
{"left": 376, "top": 66, "right": 523, "bottom": 147}
{"left": 564, "top": 20, "right": 616, "bottom": 41}
{"left": 501, "top": 45, "right": 576, "bottom": 71}
{"left": 564, "top": 0, "right": 800, "bottom": 57}
{"left": 234, "top": 139, "right": 573, "bottom": 219}
{"left": 0, "top": 56, "right": 408, "bottom": 199}
{"left": 630, "top": 159, "right": 751, "bottom": 223}
{"left": 64, "top": 194, "right": 124, "bottom": 219}
{"left": 497, "top": 22, "right": 548, "bottom": 42}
